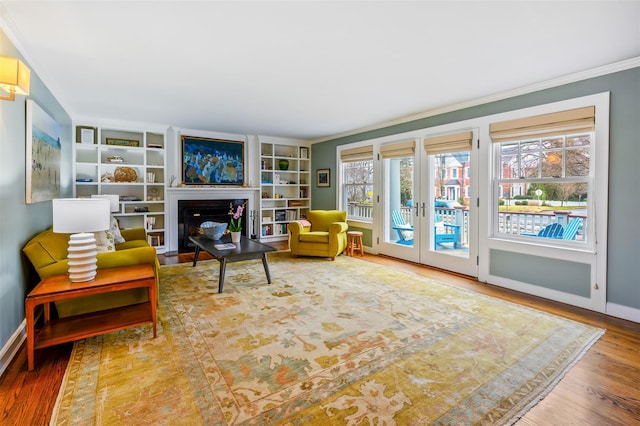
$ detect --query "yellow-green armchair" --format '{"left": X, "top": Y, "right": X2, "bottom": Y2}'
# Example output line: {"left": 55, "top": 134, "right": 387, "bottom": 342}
{"left": 288, "top": 210, "right": 348, "bottom": 260}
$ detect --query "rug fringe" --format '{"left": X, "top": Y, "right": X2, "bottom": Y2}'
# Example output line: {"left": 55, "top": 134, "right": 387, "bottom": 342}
{"left": 505, "top": 327, "right": 606, "bottom": 425}
{"left": 49, "top": 342, "right": 80, "bottom": 426}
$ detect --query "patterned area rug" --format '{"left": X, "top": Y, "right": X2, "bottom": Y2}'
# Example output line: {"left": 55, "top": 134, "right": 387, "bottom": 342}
{"left": 51, "top": 252, "right": 604, "bottom": 425}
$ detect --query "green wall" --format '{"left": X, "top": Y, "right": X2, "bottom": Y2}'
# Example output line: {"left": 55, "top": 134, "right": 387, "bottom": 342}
{"left": 311, "top": 67, "right": 640, "bottom": 312}
{"left": 0, "top": 29, "right": 72, "bottom": 356}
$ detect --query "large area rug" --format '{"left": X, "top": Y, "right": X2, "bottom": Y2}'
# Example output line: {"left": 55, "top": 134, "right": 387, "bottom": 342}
{"left": 51, "top": 252, "right": 604, "bottom": 425}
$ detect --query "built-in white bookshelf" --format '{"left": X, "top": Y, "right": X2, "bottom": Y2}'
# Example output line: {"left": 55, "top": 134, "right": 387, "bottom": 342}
{"left": 259, "top": 139, "right": 310, "bottom": 241}
{"left": 73, "top": 125, "right": 167, "bottom": 252}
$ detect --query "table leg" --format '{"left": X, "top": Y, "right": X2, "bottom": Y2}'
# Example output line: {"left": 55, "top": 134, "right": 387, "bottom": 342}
{"left": 149, "top": 279, "right": 157, "bottom": 338}
{"left": 262, "top": 253, "right": 272, "bottom": 284}
{"left": 25, "top": 299, "right": 35, "bottom": 371}
{"left": 218, "top": 258, "right": 227, "bottom": 293}
{"left": 192, "top": 245, "right": 201, "bottom": 267}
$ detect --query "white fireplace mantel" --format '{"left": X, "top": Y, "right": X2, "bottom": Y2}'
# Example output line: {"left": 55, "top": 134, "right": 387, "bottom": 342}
{"left": 166, "top": 187, "right": 260, "bottom": 253}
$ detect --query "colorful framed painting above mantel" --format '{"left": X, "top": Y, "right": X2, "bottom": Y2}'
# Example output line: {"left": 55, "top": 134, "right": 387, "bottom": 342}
{"left": 181, "top": 136, "right": 245, "bottom": 185}
{"left": 26, "top": 99, "right": 61, "bottom": 203}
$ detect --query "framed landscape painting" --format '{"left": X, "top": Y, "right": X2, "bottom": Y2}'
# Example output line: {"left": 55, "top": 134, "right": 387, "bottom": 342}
{"left": 26, "top": 99, "right": 61, "bottom": 203}
{"left": 181, "top": 136, "right": 244, "bottom": 185}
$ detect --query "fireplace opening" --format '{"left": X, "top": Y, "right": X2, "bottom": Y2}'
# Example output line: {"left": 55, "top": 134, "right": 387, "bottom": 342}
{"left": 177, "top": 199, "right": 248, "bottom": 252}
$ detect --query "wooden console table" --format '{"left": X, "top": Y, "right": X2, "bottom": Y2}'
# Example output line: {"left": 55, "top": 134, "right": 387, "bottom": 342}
{"left": 25, "top": 264, "right": 157, "bottom": 371}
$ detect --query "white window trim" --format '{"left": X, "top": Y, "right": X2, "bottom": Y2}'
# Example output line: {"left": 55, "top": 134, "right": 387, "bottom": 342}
{"left": 478, "top": 92, "right": 609, "bottom": 313}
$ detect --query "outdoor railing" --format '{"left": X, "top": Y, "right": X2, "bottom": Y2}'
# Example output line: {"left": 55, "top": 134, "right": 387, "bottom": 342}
{"left": 348, "top": 203, "right": 586, "bottom": 244}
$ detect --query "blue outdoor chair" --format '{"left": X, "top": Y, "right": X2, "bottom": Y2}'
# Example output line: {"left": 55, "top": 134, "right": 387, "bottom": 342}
{"left": 392, "top": 209, "right": 413, "bottom": 245}
{"left": 561, "top": 218, "right": 582, "bottom": 241}
{"left": 433, "top": 214, "right": 460, "bottom": 250}
{"left": 391, "top": 209, "right": 460, "bottom": 249}
{"left": 524, "top": 222, "right": 564, "bottom": 238}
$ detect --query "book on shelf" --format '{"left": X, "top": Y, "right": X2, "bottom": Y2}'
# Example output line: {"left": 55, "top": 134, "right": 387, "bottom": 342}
{"left": 147, "top": 233, "right": 164, "bottom": 247}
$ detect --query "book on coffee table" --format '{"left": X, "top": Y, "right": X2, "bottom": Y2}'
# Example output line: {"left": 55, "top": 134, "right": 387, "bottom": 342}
{"left": 214, "top": 243, "right": 236, "bottom": 250}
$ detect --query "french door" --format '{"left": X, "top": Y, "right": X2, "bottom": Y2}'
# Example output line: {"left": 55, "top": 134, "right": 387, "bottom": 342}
{"left": 378, "top": 131, "right": 478, "bottom": 277}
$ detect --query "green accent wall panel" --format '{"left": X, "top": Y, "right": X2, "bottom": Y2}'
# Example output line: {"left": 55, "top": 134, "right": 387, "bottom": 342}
{"left": 490, "top": 249, "right": 591, "bottom": 298}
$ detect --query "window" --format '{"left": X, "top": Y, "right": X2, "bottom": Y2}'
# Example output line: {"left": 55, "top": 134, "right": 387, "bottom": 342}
{"left": 491, "top": 107, "right": 594, "bottom": 243}
{"left": 340, "top": 145, "right": 374, "bottom": 222}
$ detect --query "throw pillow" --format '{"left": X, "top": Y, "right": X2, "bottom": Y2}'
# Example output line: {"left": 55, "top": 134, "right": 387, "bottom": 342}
{"left": 94, "top": 231, "right": 115, "bottom": 253}
{"left": 400, "top": 229, "right": 414, "bottom": 240}
{"left": 110, "top": 215, "right": 125, "bottom": 244}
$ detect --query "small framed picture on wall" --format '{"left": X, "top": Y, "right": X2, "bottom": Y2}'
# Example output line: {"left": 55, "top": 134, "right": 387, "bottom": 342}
{"left": 317, "top": 168, "right": 330, "bottom": 187}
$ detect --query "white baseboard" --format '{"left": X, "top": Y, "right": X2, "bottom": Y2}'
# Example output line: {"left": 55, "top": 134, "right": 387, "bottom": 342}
{"left": 606, "top": 302, "right": 640, "bottom": 324}
{"left": 0, "top": 320, "right": 26, "bottom": 377}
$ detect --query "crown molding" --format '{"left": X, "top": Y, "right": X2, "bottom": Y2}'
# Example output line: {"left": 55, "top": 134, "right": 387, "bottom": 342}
{"left": 311, "top": 57, "right": 640, "bottom": 144}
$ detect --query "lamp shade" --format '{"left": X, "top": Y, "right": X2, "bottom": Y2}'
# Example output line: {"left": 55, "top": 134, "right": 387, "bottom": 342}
{"left": 0, "top": 56, "right": 30, "bottom": 97}
{"left": 91, "top": 194, "right": 120, "bottom": 212}
{"left": 52, "top": 198, "right": 110, "bottom": 233}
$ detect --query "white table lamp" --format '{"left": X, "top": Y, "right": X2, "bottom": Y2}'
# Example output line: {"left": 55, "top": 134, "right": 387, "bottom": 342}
{"left": 52, "top": 198, "right": 110, "bottom": 282}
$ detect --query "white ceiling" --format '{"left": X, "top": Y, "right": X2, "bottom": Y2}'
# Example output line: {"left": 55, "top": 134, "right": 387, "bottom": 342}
{"left": 1, "top": 1, "right": 639, "bottom": 141}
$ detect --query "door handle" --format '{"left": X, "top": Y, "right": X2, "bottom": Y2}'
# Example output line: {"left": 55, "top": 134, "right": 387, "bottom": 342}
{"left": 421, "top": 202, "right": 426, "bottom": 217}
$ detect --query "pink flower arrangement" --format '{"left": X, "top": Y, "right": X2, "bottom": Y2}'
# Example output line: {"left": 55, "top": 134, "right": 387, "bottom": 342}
{"left": 228, "top": 202, "right": 246, "bottom": 232}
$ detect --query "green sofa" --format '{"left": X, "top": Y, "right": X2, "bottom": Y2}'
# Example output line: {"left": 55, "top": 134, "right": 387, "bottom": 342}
{"left": 288, "top": 210, "right": 348, "bottom": 260}
{"left": 23, "top": 227, "right": 160, "bottom": 318}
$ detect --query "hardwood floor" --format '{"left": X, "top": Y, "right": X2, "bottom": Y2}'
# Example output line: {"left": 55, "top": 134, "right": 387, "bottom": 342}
{"left": 2, "top": 245, "right": 639, "bottom": 425}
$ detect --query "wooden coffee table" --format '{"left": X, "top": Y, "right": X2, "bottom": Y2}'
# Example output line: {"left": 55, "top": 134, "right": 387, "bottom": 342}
{"left": 25, "top": 264, "right": 156, "bottom": 371}
{"left": 189, "top": 235, "right": 276, "bottom": 293}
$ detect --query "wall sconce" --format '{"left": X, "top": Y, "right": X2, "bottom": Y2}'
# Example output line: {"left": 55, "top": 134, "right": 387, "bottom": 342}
{"left": 0, "top": 56, "right": 31, "bottom": 101}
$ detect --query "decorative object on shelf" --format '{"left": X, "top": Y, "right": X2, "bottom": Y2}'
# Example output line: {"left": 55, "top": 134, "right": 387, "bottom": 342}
{"left": 106, "top": 155, "right": 125, "bottom": 163}
{"left": 75, "top": 178, "right": 93, "bottom": 182}
{"left": 146, "top": 172, "right": 155, "bottom": 183}
{"left": 200, "top": 221, "right": 227, "bottom": 240}
{"left": 147, "top": 143, "right": 163, "bottom": 149}
{"left": 114, "top": 166, "right": 137, "bottom": 182}
{"left": 182, "top": 135, "right": 244, "bottom": 186}
{"left": 101, "top": 172, "right": 114, "bottom": 182}
{"left": 148, "top": 187, "right": 161, "bottom": 201}
{"left": 278, "top": 159, "right": 289, "bottom": 170}
{"left": 76, "top": 126, "right": 97, "bottom": 144}
{"left": 317, "top": 168, "right": 330, "bottom": 187}
{"left": 26, "top": 99, "right": 61, "bottom": 204}
{"left": 134, "top": 206, "right": 149, "bottom": 212}
{"left": 228, "top": 201, "right": 246, "bottom": 234}
{"left": 0, "top": 55, "right": 30, "bottom": 101}
{"left": 52, "top": 198, "right": 110, "bottom": 282}
{"left": 300, "top": 147, "right": 308, "bottom": 159}
{"left": 106, "top": 138, "right": 139, "bottom": 147}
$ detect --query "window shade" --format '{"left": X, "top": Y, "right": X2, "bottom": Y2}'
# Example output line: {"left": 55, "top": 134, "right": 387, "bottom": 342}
{"left": 489, "top": 106, "right": 595, "bottom": 143}
{"left": 340, "top": 145, "right": 374, "bottom": 162}
{"left": 423, "top": 131, "right": 473, "bottom": 154}
{"left": 379, "top": 140, "right": 416, "bottom": 159}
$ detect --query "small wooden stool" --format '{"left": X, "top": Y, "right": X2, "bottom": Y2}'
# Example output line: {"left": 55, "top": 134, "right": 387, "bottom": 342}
{"left": 346, "top": 231, "right": 364, "bottom": 257}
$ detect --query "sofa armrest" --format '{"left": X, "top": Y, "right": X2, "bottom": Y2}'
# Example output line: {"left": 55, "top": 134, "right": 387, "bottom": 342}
{"left": 120, "top": 228, "right": 146, "bottom": 241}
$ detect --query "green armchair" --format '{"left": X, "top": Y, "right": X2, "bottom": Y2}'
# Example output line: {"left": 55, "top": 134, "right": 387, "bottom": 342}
{"left": 288, "top": 210, "right": 348, "bottom": 260}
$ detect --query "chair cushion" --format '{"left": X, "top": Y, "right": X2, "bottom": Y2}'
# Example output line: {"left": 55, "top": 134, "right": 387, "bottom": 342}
{"left": 299, "top": 231, "right": 329, "bottom": 243}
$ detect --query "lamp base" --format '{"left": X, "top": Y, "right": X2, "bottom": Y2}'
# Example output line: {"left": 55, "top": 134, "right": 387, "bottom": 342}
{"left": 67, "top": 232, "right": 98, "bottom": 283}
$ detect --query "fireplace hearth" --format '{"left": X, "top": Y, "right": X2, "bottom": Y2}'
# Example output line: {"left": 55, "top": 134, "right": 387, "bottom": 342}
{"left": 178, "top": 199, "right": 247, "bottom": 252}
